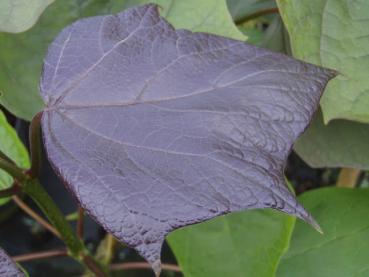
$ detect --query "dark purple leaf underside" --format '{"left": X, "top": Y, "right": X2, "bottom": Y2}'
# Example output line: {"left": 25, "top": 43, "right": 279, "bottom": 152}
{"left": 0, "top": 248, "right": 24, "bottom": 277}
{"left": 40, "top": 4, "right": 336, "bottom": 274}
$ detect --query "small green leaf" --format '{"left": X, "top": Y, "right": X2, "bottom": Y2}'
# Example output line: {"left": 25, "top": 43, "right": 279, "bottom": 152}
{"left": 0, "top": 0, "right": 54, "bottom": 33}
{"left": 278, "top": 0, "right": 369, "bottom": 123}
{"left": 227, "top": 0, "right": 276, "bottom": 23}
{"left": 277, "top": 187, "right": 369, "bottom": 277}
{"left": 295, "top": 110, "right": 369, "bottom": 170}
{"left": 261, "top": 16, "right": 290, "bottom": 54}
{"left": 168, "top": 209, "right": 295, "bottom": 277}
{"left": 0, "top": 0, "right": 244, "bottom": 120}
{"left": 0, "top": 110, "right": 30, "bottom": 205}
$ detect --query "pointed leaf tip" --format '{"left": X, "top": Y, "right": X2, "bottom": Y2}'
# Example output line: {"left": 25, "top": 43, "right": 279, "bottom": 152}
{"left": 40, "top": 3, "right": 336, "bottom": 270}
{"left": 310, "top": 218, "right": 324, "bottom": 235}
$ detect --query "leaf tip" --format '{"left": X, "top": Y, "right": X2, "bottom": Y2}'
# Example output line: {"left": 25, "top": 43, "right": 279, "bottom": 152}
{"left": 152, "top": 260, "right": 162, "bottom": 277}
{"left": 311, "top": 220, "right": 324, "bottom": 235}
{"left": 304, "top": 213, "right": 323, "bottom": 234}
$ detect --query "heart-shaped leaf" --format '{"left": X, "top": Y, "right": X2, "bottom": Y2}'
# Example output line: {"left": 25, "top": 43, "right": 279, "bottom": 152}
{"left": 0, "top": 248, "right": 24, "bottom": 277}
{"left": 40, "top": 4, "right": 336, "bottom": 274}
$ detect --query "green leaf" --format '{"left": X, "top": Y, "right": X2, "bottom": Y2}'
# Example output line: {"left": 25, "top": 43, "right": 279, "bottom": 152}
{"left": 227, "top": 0, "right": 276, "bottom": 23}
{"left": 153, "top": 0, "right": 245, "bottom": 40}
{"left": 277, "top": 187, "right": 369, "bottom": 277}
{"left": 0, "top": 111, "right": 30, "bottom": 205}
{"left": 168, "top": 209, "right": 295, "bottom": 277}
{"left": 0, "top": 0, "right": 244, "bottom": 121}
{"left": 295, "top": 110, "right": 369, "bottom": 170}
{"left": 112, "top": 0, "right": 246, "bottom": 41}
{"left": 261, "top": 16, "right": 291, "bottom": 54}
{"left": 277, "top": 0, "right": 369, "bottom": 123}
{"left": 0, "top": 0, "right": 54, "bottom": 33}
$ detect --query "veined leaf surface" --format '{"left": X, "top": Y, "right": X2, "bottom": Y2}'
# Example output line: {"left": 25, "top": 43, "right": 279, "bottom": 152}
{"left": 40, "top": 4, "right": 336, "bottom": 274}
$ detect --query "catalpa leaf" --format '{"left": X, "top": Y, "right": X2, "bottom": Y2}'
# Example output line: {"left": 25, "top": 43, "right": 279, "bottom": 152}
{"left": 39, "top": 4, "right": 336, "bottom": 274}
{"left": 0, "top": 248, "right": 24, "bottom": 277}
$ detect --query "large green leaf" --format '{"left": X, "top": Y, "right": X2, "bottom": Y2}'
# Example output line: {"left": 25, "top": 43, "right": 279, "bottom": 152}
{"left": 277, "top": 0, "right": 369, "bottom": 123}
{"left": 0, "top": 0, "right": 54, "bottom": 33}
{"left": 0, "top": 0, "right": 244, "bottom": 121}
{"left": 0, "top": 111, "right": 30, "bottom": 205}
{"left": 277, "top": 188, "right": 369, "bottom": 277}
{"left": 168, "top": 209, "right": 295, "bottom": 277}
{"left": 295, "top": 110, "right": 369, "bottom": 169}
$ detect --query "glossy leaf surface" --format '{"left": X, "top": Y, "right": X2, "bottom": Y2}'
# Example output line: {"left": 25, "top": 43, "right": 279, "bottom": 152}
{"left": 0, "top": 110, "right": 30, "bottom": 205}
{"left": 0, "top": 0, "right": 54, "bottom": 33}
{"left": 0, "top": 248, "right": 24, "bottom": 277}
{"left": 278, "top": 188, "right": 369, "bottom": 277}
{"left": 278, "top": 0, "right": 369, "bottom": 123}
{"left": 40, "top": 4, "right": 336, "bottom": 273}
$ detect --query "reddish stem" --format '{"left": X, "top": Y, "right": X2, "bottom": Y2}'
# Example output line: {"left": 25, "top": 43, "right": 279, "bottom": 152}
{"left": 77, "top": 207, "right": 84, "bottom": 239}
{"left": 110, "top": 262, "right": 181, "bottom": 272}
{"left": 12, "top": 195, "right": 61, "bottom": 239}
{"left": 13, "top": 249, "right": 67, "bottom": 263}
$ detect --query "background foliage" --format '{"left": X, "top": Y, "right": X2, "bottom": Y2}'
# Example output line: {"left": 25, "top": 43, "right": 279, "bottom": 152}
{"left": 0, "top": 0, "right": 368, "bottom": 276}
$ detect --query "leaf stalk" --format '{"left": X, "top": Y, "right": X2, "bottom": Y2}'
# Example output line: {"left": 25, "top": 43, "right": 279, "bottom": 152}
{"left": 29, "top": 112, "right": 43, "bottom": 178}
{"left": 22, "top": 178, "right": 108, "bottom": 276}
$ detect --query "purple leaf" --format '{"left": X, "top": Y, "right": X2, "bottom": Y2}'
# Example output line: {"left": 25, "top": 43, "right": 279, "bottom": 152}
{"left": 40, "top": 4, "right": 336, "bottom": 274}
{"left": 0, "top": 248, "right": 24, "bottom": 277}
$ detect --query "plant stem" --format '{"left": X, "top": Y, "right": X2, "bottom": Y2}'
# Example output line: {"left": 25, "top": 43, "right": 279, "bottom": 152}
{"left": 82, "top": 233, "right": 116, "bottom": 277}
{"left": 77, "top": 207, "right": 84, "bottom": 239}
{"left": 29, "top": 112, "right": 43, "bottom": 178}
{"left": 13, "top": 249, "right": 68, "bottom": 263}
{"left": 103, "top": 234, "right": 115, "bottom": 265}
{"left": 12, "top": 195, "right": 61, "bottom": 239}
{"left": 110, "top": 262, "right": 181, "bottom": 273}
{"left": 22, "top": 178, "right": 108, "bottom": 276}
{"left": 235, "top": 7, "right": 279, "bottom": 25}
{"left": 22, "top": 179, "right": 83, "bottom": 256}
{"left": 0, "top": 158, "right": 27, "bottom": 182}
{"left": 336, "top": 168, "right": 361, "bottom": 188}
{"left": 96, "top": 233, "right": 116, "bottom": 266}
{"left": 83, "top": 255, "right": 109, "bottom": 277}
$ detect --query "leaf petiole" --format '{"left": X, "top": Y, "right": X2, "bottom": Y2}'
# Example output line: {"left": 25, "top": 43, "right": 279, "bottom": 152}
{"left": 22, "top": 178, "right": 109, "bottom": 276}
{"left": 28, "top": 112, "right": 43, "bottom": 178}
